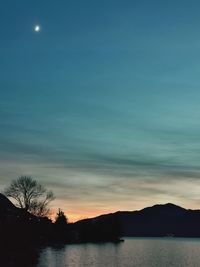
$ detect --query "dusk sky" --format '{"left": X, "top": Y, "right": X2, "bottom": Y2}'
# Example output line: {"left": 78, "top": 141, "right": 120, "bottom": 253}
{"left": 1, "top": 1, "right": 200, "bottom": 221}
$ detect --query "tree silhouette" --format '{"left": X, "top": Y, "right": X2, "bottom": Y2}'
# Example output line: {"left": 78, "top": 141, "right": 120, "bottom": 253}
{"left": 54, "top": 209, "right": 68, "bottom": 242}
{"left": 55, "top": 209, "right": 68, "bottom": 226}
{"left": 4, "top": 176, "right": 54, "bottom": 217}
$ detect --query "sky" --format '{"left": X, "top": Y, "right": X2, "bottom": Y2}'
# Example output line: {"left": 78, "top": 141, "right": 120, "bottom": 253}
{"left": 1, "top": 0, "right": 200, "bottom": 221}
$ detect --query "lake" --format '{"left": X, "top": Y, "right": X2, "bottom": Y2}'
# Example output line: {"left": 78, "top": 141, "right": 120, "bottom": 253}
{"left": 34, "top": 238, "right": 200, "bottom": 267}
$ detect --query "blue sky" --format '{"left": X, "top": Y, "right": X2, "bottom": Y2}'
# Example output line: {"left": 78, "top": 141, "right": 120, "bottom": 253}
{"left": 1, "top": 1, "right": 200, "bottom": 220}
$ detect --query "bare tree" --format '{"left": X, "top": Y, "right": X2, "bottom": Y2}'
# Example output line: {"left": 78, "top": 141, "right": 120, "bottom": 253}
{"left": 4, "top": 176, "right": 55, "bottom": 217}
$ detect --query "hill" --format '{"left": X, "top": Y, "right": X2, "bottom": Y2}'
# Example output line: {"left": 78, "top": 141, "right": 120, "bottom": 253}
{"left": 0, "top": 193, "right": 19, "bottom": 218}
{"left": 75, "top": 203, "right": 200, "bottom": 238}
{"left": 1, "top": 193, "right": 200, "bottom": 242}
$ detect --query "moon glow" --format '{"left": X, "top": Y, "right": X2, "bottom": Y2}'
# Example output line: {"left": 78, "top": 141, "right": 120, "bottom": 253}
{"left": 34, "top": 25, "right": 41, "bottom": 32}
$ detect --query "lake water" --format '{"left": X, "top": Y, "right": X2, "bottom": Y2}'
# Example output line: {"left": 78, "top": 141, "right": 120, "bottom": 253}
{"left": 35, "top": 238, "right": 200, "bottom": 267}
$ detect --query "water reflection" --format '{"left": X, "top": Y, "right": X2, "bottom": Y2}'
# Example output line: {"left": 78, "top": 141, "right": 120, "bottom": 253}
{"left": 37, "top": 238, "right": 200, "bottom": 267}
{"left": 2, "top": 238, "right": 200, "bottom": 267}
{"left": 38, "top": 242, "right": 123, "bottom": 267}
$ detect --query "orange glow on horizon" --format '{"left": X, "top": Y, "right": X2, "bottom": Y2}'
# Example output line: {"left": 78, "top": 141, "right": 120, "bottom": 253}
{"left": 50, "top": 195, "right": 200, "bottom": 223}
{"left": 50, "top": 207, "right": 118, "bottom": 223}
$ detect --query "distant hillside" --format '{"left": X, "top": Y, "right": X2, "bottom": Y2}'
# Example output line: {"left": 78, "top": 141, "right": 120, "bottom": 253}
{"left": 0, "top": 193, "right": 40, "bottom": 222}
{"left": 1, "top": 193, "right": 200, "bottom": 241}
{"left": 0, "top": 193, "right": 53, "bottom": 248}
{"left": 0, "top": 193, "right": 19, "bottom": 216}
{"left": 0, "top": 194, "right": 121, "bottom": 245}
{"left": 75, "top": 203, "right": 200, "bottom": 237}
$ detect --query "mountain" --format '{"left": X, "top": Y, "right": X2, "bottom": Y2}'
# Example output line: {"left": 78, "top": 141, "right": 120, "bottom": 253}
{"left": 117, "top": 203, "right": 187, "bottom": 237}
{"left": 1, "top": 193, "right": 200, "bottom": 241}
{"left": 0, "top": 194, "right": 54, "bottom": 248}
{"left": 75, "top": 203, "right": 200, "bottom": 238}
{"left": 0, "top": 194, "right": 120, "bottom": 245}
{"left": 0, "top": 193, "right": 19, "bottom": 215}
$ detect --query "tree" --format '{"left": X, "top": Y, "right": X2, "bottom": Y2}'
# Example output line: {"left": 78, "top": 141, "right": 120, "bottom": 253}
{"left": 4, "top": 176, "right": 54, "bottom": 217}
{"left": 54, "top": 209, "right": 68, "bottom": 242}
{"left": 55, "top": 209, "right": 68, "bottom": 226}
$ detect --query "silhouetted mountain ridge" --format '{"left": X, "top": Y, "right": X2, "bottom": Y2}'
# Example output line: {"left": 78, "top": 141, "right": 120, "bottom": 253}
{"left": 1, "top": 194, "right": 200, "bottom": 240}
{"left": 0, "top": 193, "right": 18, "bottom": 210}
{"left": 0, "top": 194, "right": 121, "bottom": 245}
{"left": 75, "top": 203, "right": 200, "bottom": 237}
{"left": 141, "top": 202, "right": 186, "bottom": 211}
